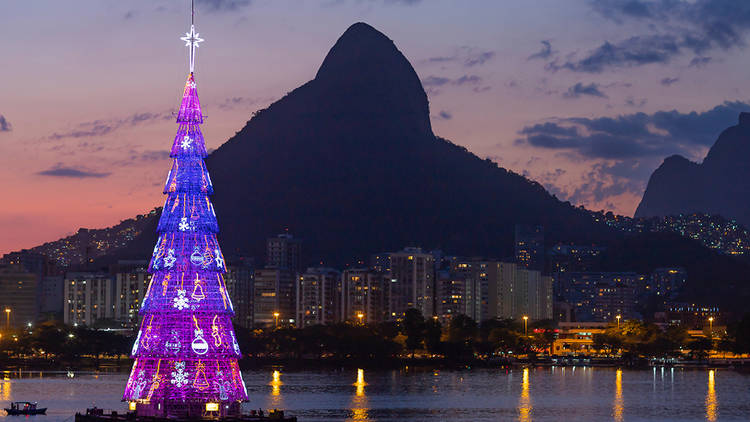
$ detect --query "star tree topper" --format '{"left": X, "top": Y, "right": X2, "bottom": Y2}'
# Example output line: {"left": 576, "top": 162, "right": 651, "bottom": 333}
{"left": 180, "top": 1, "right": 204, "bottom": 73}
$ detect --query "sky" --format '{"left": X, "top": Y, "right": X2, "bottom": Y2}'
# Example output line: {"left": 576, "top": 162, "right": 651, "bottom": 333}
{"left": 2, "top": 0, "right": 750, "bottom": 254}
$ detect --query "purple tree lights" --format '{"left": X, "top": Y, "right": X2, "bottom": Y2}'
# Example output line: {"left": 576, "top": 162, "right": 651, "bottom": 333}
{"left": 123, "top": 69, "right": 247, "bottom": 416}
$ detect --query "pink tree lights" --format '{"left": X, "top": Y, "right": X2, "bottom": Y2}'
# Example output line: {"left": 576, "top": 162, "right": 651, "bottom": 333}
{"left": 123, "top": 6, "right": 247, "bottom": 418}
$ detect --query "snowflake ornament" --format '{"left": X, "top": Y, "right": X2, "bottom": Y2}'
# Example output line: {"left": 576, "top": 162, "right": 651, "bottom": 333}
{"left": 171, "top": 361, "right": 189, "bottom": 388}
{"left": 181, "top": 135, "right": 193, "bottom": 150}
{"left": 173, "top": 289, "right": 189, "bottom": 310}
{"left": 179, "top": 217, "right": 190, "bottom": 231}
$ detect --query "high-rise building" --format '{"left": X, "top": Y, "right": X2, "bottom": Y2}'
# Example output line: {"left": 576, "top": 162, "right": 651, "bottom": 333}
{"left": 649, "top": 267, "right": 687, "bottom": 299}
{"left": 449, "top": 260, "right": 500, "bottom": 321}
{"left": 342, "top": 268, "right": 389, "bottom": 323}
{"left": 296, "top": 267, "right": 341, "bottom": 327}
{"left": 497, "top": 262, "right": 518, "bottom": 319}
{"left": 389, "top": 248, "right": 435, "bottom": 318}
{"left": 548, "top": 244, "right": 606, "bottom": 273}
{"left": 435, "top": 269, "right": 466, "bottom": 320}
{"left": 39, "top": 275, "right": 64, "bottom": 317}
{"left": 253, "top": 268, "right": 296, "bottom": 327}
{"left": 556, "top": 272, "right": 642, "bottom": 321}
{"left": 592, "top": 281, "right": 636, "bottom": 322}
{"left": 515, "top": 224, "right": 544, "bottom": 271}
{"left": 266, "top": 233, "right": 302, "bottom": 271}
{"left": 0, "top": 264, "right": 38, "bottom": 328}
{"left": 112, "top": 260, "right": 150, "bottom": 326}
{"left": 224, "top": 257, "right": 255, "bottom": 328}
{"left": 63, "top": 272, "right": 114, "bottom": 326}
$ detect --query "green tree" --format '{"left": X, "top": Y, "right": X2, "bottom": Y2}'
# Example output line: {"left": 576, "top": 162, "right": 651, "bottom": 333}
{"left": 424, "top": 317, "right": 443, "bottom": 354}
{"left": 401, "top": 308, "right": 425, "bottom": 358}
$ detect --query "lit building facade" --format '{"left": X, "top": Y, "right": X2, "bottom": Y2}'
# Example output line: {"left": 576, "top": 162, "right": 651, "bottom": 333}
{"left": 389, "top": 248, "right": 435, "bottom": 318}
{"left": 342, "top": 268, "right": 389, "bottom": 323}
{"left": 296, "top": 267, "right": 342, "bottom": 327}
{"left": 63, "top": 272, "right": 114, "bottom": 326}
{"left": 515, "top": 224, "right": 544, "bottom": 271}
{"left": 0, "top": 264, "right": 38, "bottom": 328}
{"left": 266, "top": 233, "right": 302, "bottom": 271}
{"left": 113, "top": 260, "right": 151, "bottom": 326}
{"left": 253, "top": 268, "right": 296, "bottom": 326}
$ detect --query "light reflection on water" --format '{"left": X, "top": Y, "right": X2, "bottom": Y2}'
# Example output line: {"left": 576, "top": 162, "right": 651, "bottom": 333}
{"left": 706, "top": 369, "right": 717, "bottom": 422}
{"left": 613, "top": 369, "right": 623, "bottom": 422}
{"left": 0, "top": 367, "right": 748, "bottom": 421}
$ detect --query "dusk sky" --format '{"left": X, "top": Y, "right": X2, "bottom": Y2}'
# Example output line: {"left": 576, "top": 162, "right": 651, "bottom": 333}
{"left": 3, "top": 0, "right": 750, "bottom": 254}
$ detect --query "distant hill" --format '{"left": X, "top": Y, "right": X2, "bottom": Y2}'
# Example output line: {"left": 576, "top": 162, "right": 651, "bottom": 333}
{"left": 13, "top": 22, "right": 750, "bottom": 312}
{"left": 635, "top": 113, "right": 750, "bottom": 226}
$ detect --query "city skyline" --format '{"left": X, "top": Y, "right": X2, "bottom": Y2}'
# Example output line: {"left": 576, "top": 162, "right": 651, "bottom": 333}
{"left": 4, "top": 0, "right": 750, "bottom": 254}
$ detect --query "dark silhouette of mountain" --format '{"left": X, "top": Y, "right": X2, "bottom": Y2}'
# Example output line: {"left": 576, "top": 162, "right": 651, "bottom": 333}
{"left": 635, "top": 113, "right": 750, "bottom": 226}
{"left": 63, "top": 23, "right": 750, "bottom": 311}
{"left": 202, "top": 22, "right": 613, "bottom": 264}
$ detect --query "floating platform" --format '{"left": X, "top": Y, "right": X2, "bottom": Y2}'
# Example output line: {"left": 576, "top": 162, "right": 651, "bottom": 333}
{"left": 75, "top": 408, "right": 297, "bottom": 422}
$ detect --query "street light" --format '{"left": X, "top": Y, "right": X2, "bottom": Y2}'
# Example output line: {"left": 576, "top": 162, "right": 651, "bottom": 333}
{"left": 616, "top": 315, "right": 621, "bottom": 329}
{"left": 4, "top": 308, "right": 10, "bottom": 329}
{"left": 523, "top": 316, "right": 528, "bottom": 336}
{"left": 273, "top": 312, "right": 280, "bottom": 328}
{"left": 708, "top": 317, "right": 714, "bottom": 338}
{"left": 357, "top": 312, "right": 364, "bottom": 326}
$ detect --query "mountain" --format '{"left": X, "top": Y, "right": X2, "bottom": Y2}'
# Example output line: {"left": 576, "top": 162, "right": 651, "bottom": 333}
{"left": 202, "top": 22, "right": 614, "bottom": 264}
{"left": 635, "top": 113, "right": 750, "bottom": 226}
{"left": 31, "top": 22, "right": 750, "bottom": 311}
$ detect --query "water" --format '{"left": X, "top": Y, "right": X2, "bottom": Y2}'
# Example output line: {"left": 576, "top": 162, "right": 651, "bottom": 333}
{"left": 1, "top": 367, "right": 749, "bottom": 421}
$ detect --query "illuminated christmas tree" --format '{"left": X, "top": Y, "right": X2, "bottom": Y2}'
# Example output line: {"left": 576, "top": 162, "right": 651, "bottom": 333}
{"left": 123, "top": 3, "right": 247, "bottom": 417}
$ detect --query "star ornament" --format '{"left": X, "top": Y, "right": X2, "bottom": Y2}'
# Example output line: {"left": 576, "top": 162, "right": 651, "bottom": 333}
{"left": 180, "top": 24, "right": 204, "bottom": 72}
{"left": 181, "top": 25, "right": 204, "bottom": 49}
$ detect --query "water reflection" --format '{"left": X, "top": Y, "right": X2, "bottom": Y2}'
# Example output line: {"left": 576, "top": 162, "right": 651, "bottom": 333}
{"left": 613, "top": 369, "right": 623, "bottom": 422}
{"left": 518, "top": 368, "right": 531, "bottom": 422}
{"left": 706, "top": 370, "right": 717, "bottom": 422}
{"left": 269, "top": 370, "right": 283, "bottom": 408}
{"left": 0, "top": 379, "right": 10, "bottom": 401}
{"left": 348, "top": 368, "right": 369, "bottom": 421}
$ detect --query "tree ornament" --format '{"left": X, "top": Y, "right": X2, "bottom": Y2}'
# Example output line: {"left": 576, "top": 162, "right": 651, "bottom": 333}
{"left": 179, "top": 216, "right": 190, "bottom": 231}
{"left": 181, "top": 135, "right": 193, "bottom": 150}
{"left": 163, "top": 248, "right": 176, "bottom": 268}
{"left": 190, "top": 246, "right": 204, "bottom": 266}
{"left": 165, "top": 330, "right": 181, "bottom": 355}
{"left": 173, "top": 289, "right": 189, "bottom": 310}
{"left": 170, "top": 361, "right": 189, "bottom": 388}
{"left": 191, "top": 275, "right": 206, "bottom": 301}
{"left": 193, "top": 361, "right": 210, "bottom": 390}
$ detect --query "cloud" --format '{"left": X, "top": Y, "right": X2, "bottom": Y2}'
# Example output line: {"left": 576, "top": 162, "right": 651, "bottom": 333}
{"left": 464, "top": 51, "right": 495, "bottom": 67}
{"left": 624, "top": 97, "right": 647, "bottom": 107}
{"left": 36, "top": 164, "right": 111, "bottom": 178}
{"left": 454, "top": 75, "right": 481, "bottom": 85}
{"left": 0, "top": 115, "right": 11, "bottom": 132}
{"left": 528, "top": 40, "right": 553, "bottom": 60}
{"left": 547, "top": 35, "right": 680, "bottom": 73}
{"left": 516, "top": 100, "right": 750, "bottom": 160}
{"left": 421, "top": 75, "right": 484, "bottom": 91}
{"left": 660, "top": 77, "right": 679, "bottom": 86}
{"left": 422, "top": 47, "right": 495, "bottom": 68}
{"left": 196, "top": 0, "right": 252, "bottom": 12}
{"left": 563, "top": 82, "right": 608, "bottom": 99}
{"left": 545, "top": 0, "right": 750, "bottom": 73}
{"left": 48, "top": 112, "right": 169, "bottom": 140}
{"left": 689, "top": 56, "right": 712, "bottom": 67}
{"left": 437, "top": 110, "right": 452, "bottom": 120}
{"left": 421, "top": 76, "right": 451, "bottom": 87}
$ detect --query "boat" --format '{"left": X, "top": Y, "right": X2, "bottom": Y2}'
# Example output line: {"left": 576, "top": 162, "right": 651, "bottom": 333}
{"left": 4, "top": 402, "right": 47, "bottom": 415}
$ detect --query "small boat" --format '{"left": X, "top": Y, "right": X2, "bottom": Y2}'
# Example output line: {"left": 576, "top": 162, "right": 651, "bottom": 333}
{"left": 4, "top": 402, "right": 47, "bottom": 415}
